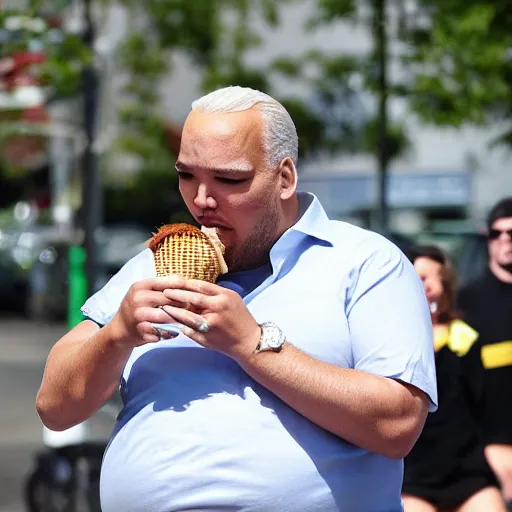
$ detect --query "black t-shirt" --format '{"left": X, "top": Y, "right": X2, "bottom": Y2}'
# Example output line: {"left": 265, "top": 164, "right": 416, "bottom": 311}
{"left": 404, "top": 337, "right": 484, "bottom": 486}
{"left": 458, "top": 270, "right": 512, "bottom": 444}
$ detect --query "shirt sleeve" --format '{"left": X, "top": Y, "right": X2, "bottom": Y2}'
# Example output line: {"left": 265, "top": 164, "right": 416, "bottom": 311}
{"left": 345, "top": 236, "right": 438, "bottom": 411}
{"left": 81, "top": 248, "right": 156, "bottom": 326}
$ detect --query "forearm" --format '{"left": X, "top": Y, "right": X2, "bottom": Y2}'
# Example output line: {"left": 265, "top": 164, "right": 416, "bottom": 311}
{"left": 238, "top": 343, "right": 428, "bottom": 459}
{"left": 36, "top": 320, "right": 133, "bottom": 431}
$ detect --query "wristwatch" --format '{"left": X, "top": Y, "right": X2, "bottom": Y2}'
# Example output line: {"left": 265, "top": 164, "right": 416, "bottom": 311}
{"left": 255, "top": 322, "right": 286, "bottom": 353}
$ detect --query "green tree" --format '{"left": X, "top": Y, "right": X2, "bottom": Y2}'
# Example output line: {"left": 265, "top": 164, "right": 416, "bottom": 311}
{"left": 0, "top": 4, "right": 91, "bottom": 208}
{"left": 272, "top": 0, "right": 413, "bottom": 229}
{"left": 99, "top": 0, "right": 331, "bottom": 224}
{"left": 401, "top": 1, "right": 512, "bottom": 147}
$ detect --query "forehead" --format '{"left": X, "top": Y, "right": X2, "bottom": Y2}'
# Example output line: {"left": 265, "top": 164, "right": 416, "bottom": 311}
{"left": 178, "top": 109, "right": 263, "bottom": 168}
{"left": 414, "top": 257, "right": 443, "bottom": 276}
{"left": 491, "top": 217, "right": 512, "bottom": 231}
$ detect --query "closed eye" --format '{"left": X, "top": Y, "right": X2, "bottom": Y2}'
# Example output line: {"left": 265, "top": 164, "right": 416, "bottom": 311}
{"left": 177, "top": 171, "right": 193, "bottom": 180}
{"left": 215, "top": 177, "right": 248, "bottom": 184}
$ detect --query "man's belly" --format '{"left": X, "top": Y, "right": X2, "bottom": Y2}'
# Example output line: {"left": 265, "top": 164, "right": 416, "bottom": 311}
{"left": 99, "top": 390, "right": 403, "bottom": 512}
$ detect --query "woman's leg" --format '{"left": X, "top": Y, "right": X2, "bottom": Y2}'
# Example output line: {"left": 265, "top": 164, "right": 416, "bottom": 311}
{"left": 485, "top": 445, "right": 512, "bottom": 501}
{"left": 455, "top": 486, "right": 507, "bottom": 512}
{"left": 402, "top": 494, "right": 438, "bottom": 512}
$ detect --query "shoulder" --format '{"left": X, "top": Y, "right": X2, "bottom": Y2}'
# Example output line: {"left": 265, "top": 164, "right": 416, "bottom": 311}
{"left": 81, "top": 248, "right": 156, "bottom": 324}
{"left": 325, "top": 220, "right": 405, "bottom": 263}
{"left": 447, "top": 319, "right": 479, "bottom": 357}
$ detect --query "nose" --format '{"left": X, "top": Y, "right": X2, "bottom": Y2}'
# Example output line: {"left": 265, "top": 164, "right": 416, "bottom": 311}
{"left": 193, "top": 183, "right": 217, "bottom": 211}
{"left": 499, "top": 231, "right": 512, "bottom": 243}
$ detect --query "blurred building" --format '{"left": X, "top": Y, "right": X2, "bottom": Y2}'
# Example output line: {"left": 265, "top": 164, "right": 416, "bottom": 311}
{"left": 47, "top": 0, "right": 508, "bottom": 234}
{"left": 142, "top": 1, "right": 510, "bottom": 230}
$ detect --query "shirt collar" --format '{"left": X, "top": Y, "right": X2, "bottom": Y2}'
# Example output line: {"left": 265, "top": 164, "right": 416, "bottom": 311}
{"left": 289, "top": 192, "right": 334, "bottom": 246}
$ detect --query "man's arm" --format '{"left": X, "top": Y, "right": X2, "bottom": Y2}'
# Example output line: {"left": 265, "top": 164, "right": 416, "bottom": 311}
{"left": 36, "top": 319, "right": 133, "bottom": 431}
{"left": 164, "top": 277, "right": 429, "bottom": 459}
{"left": 36, "top": 277, "right": 187, "bottom": 431}
{"left": 161, "top": 240, "right": 437, "bottom": 459}
{"left": 239, "top": 344, "right": 429, "bottom": 459}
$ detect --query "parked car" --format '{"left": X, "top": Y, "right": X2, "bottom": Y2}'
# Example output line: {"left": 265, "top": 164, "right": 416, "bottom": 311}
{"left": 0, "top": 225, "right": 62, "bottom": 312}
{"left": 25, "top": 224, "right": 150, "bottom": 321}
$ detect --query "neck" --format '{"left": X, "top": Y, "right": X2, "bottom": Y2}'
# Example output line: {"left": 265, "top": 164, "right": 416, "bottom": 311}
{"left": 282, "top": 194, "right": 301, "bottom": 231}
{"left": 489, "top": 261, "right": 512, "bottom": 284}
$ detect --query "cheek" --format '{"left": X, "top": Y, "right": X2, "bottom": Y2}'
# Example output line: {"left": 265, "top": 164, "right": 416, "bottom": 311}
{"left": 488, "top": 242, "right": 501, "bottom": 258}
{"left": 425, "top": 278, "right": 442, "bottom": 298}
{"left": 178, "top": 181, "right": 195, "bottom": 207}
{"left": 225, "top": 185, "right": 270, "bottom": 219}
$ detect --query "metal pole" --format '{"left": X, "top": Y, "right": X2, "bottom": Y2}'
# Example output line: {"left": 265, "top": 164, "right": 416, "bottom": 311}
{"left": 79, "top": 0, "right": 102, "bottom": 299}
{"left": 374, "top": 0, "right": 389, "bottom": 232}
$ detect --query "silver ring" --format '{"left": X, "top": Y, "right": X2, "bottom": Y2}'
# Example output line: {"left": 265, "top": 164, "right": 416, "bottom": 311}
{"left": 197, "top": 321, "right": 209, "bottom": 333}
{"left": 152, "top": 327, "right": 164, "bottom": 338}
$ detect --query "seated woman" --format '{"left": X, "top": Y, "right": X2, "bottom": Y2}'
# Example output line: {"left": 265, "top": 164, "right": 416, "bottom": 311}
{"left": 402, "top": 245, "right": 505, "bottom": 512}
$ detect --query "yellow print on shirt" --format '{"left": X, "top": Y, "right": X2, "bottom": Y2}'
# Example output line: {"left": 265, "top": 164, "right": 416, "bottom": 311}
{"left": 481, "top": 341, "right": 512, "bottom": 370}
{"left": 433, "top": 320, "right": 478, "bottom": 355}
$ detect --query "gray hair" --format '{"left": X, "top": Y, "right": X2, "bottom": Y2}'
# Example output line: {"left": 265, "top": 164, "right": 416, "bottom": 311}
{"left": 191, "top": 86, "right": 298, "bottom": 168}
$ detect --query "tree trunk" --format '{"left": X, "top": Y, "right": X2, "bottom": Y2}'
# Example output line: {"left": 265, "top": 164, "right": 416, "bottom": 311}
{"left": 80, "top": 0, "right": 103, "bottom": 297}
{"left": 374, "top": 0, "right": 389, "bottom": 231}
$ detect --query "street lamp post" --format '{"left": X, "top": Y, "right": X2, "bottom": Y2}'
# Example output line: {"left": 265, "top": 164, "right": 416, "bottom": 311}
{"left": 374, "top": 0, "right": 390, "bottom": 232}
{"left": 79, "top": 0, "right": 102, "bottom": 300}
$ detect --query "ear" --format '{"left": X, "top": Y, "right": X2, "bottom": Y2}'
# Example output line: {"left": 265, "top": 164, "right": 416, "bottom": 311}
{"left": 278, "top": 157, "right": 297, "bottom": 200}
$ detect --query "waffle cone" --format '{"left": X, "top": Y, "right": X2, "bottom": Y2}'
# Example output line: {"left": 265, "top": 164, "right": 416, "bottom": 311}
{"left": 148, "top": 223, "right": 228, "bottom": 282}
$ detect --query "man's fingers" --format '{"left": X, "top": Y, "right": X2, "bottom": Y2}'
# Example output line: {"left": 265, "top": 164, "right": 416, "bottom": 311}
{"left": 162, "top": 305, "right": 209, "bottom": 333}
{"left": 136, "top": 306, "right": 179, "bottom": 325}
{"left": 136, "top": 276, "right": 221, "bottom": 296}
{"left": 139, "top": 321, "right": 178, "bottom": 342}
{"left": 163, "top": 289, "right": 211, "bottom": 311}
{"left": 133, "top": 290, "right": 177, "bottom": 308}
{"left": 184, "top": 279, "right": 219, "bottom": 296}
{"left": 143, "top": 275, "right": 187, "bottom": 291}
{"left": 164, "top": 278, "right": 219, "bottom": 295}
{"left": 139, "top": 322, "right": 162, "bottom": 343}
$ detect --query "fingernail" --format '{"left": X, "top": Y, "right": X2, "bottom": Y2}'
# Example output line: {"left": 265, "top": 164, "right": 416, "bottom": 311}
{"left": 181, "top": 326, "right": 193, "bottom": 337}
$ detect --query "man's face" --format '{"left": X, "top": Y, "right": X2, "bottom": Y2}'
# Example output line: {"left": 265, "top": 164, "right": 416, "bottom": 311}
{"left": 176, "top": 108, "right": 283, "bottom": 272}
{"left": 488, "top": 217, "right": 512, "bottom": 272}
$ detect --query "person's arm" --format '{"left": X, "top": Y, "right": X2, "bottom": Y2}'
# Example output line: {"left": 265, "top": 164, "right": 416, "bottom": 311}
{"left": 36, "top": 276, "right": 186, "bottom": 431}
{"left": 238, "top": 344, "right": 428, "bottom": 459}
{"left": 36, "top": 319, "right": 133, "bottom": 431}
{"left": 160, "top": 241, "right": 437, "bottom": 460}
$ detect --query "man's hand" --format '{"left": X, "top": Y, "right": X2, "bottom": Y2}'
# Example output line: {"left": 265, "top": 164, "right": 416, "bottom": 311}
{"left": 161, "top": 276, "right": 261, "bottom": 360}
{"left": 109, "top": 277, "right": 197, "bottom": 347}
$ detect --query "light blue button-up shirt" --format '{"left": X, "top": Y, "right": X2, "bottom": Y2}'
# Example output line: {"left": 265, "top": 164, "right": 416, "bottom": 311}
{"left": 83, "top": 193, "right": 437, "bottom": 512}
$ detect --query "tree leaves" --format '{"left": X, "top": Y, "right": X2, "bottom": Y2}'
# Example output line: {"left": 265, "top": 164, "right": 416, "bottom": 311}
{"left": 402, "top": 0, "right": 512, "bottom": 143}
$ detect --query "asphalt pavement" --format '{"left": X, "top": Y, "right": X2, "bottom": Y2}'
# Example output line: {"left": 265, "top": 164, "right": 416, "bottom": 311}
{"left": 0, "top": 314, "right": 115, "bottom": 512}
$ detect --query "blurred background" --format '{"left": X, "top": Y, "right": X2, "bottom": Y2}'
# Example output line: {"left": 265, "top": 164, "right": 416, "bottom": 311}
{"left": 0, "top": 0, "right": 510, "bottom": 509}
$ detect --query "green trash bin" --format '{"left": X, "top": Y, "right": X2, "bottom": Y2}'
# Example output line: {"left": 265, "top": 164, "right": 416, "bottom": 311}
{"left": 67, "top": 245, "right": 88, "bottom": 329}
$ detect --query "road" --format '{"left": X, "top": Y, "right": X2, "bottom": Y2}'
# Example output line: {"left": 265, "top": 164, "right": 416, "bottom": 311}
{"left": 0, "top": 315, "right": 115, "bottom": 512}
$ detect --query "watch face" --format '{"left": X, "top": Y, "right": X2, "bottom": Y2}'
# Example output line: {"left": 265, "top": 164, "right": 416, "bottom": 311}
{"left": 264, "top": 324, "right": 283, "bottom": 348}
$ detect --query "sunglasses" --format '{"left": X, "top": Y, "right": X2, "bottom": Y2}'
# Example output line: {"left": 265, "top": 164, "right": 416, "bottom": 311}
{"left": 488, "top": 229, "right": 512, "bottom": 240}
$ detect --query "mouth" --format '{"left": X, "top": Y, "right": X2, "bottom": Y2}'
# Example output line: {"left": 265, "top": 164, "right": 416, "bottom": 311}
{"left": 199, "top": 216, "right": 231, "bottom": 230}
